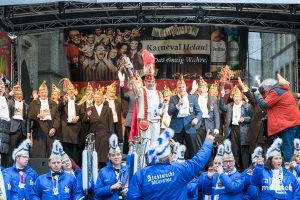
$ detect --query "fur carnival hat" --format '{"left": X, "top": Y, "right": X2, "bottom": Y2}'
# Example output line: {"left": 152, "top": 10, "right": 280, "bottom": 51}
{"left": 147, "top": 128, "right": 174, "bottom": 163}
{"left": 294, "top": 138, "right": 300, "bottom": 156}
{"left": 12, "top": 139, "right": 30, "bottom": 161}
{"left": 214, "top": 144, "right": 224, "bottom": 162}
{"left": 109, "top": 134, "right": 121, "bottom": 154}
{"left": 142, "top": 50, "right": 156, "bottom": 81}
{"left": 223, "top": 139, "right": 234, "bottom": 160}
{"left": 251, "top": 146, "right": 263, "bottom": 163}
{"left": 49, "top": 140, "right": 63, "bottom": 160}
{"left": 266, "top": 138, "right": 282, "bottom": 159}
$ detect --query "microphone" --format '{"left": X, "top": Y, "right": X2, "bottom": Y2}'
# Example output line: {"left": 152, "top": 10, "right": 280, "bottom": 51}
{"left": 158, "top": 103, "right": 163, "bottom": 109}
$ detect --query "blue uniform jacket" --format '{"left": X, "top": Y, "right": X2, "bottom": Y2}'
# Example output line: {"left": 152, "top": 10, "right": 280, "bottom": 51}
{"left": 127, "top": 140, "right": 213, "bottom": 199}
{"left": 94, "top": 161, "right": 127, "bottom": 200}
{"left": 293, "top": 165, "right": 300, "bottom": 182}
{"left": 205, "top": 170, "right": 244, "bottom": 200}
{"left": 4, "top": 164, "right": 38, "bottom": 200}
{"left": 252, "top": 164, "right": 298, "bottom": 200}
{"left": 168, "top": 94, "right": 202, "bottom": 134}
{"left": 65, "top": 168, "right": 84, "bottom": 198}
{"left": 187, "top": 178, "right": 198, "bottom": 200}
{"left": 187, "top": 172, "right": 214, "bottom": 200}
{"left": 197, "top": 172, "right": 214, "bottom": 200}
{"left": 30, "top": 170, "right": 83, "bottom": 200}
{"left": 242, "top": 167, "right": 258, "bottom": 200}
{"left": 1, "top": 166, "right": 12, "bottom": 200}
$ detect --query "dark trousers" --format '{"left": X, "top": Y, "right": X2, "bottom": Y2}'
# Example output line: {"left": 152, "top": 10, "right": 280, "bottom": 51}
{"left": 8, "top": 130, "right": 25, "bottom": 165}
{"left": 231, "top": 125, "right": 249, "bottom": 171}
{"left": 281, "top": 126, "right": 300, "bottom": 162}
{"left": 196, "top": 124, "right": 207, "bottom": 150}
{"left": 123, "top": 127, "right": 130, "bottom": 154}
{"left": 62, "top": 142, "right": 78, "bottom": 163}
{"left": 31, "top": 126, "right": 54, "bottom": 158}
{"left": 174, "top": 130, "right": 196, "bottom": 159}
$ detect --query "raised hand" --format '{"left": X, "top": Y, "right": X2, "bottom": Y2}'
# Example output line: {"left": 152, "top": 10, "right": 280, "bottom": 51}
{"left": 220, "top": 88, "right": 225, "bottom": 97}
{"left": 191, "top": 80, "right": 198, "bottom": 94}
{"left": 118, "top": 71, "right": 125, "bottom": 82}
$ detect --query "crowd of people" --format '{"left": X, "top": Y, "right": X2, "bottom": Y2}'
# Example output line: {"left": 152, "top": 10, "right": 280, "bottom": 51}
{"left": 66, "top": 27, "right": 143, "bottom": 82}
{"left": 0, "top": 49, "right": 300, "bottom": 199}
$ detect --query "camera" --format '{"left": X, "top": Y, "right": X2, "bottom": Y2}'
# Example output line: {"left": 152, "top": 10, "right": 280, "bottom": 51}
{"left": 251, "top": 87, "right": 258, "bottom": 93}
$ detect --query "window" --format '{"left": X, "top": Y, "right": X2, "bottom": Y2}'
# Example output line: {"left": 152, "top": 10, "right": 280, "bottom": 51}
{"left": 280, "top": 68, "right": 284, "bottom": 76}
{"left": 285, "top": 64, "right": 289, "bottom": 82}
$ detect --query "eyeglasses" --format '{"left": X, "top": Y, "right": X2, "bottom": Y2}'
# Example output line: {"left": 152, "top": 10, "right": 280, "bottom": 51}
{"left": 110, "top": 153, "right": 121, "bottom": 157}
{"left": 223, "top": 160, "right": 234, "bottom": 163}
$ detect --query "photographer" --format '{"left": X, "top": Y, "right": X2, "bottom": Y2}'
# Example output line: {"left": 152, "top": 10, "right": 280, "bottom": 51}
{"left": 254, "top": 78, "right": 300, "bottom": 163}
{"left": 237, "top": 77, "right": 268, "bottom": 153}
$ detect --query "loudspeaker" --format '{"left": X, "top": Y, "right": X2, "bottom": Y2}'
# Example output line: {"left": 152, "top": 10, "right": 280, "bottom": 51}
{"left": 29, "top": 158, "right": 49, "bottom": 175}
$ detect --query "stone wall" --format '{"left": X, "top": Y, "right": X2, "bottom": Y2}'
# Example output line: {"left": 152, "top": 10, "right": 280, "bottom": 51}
{"left": 17, "top": 31, "right": 69, "bottom": 103}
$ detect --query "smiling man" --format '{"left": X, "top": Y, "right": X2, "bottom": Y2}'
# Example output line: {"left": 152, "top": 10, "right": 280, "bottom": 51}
{"left": 4, "top": 139, "right": 38, "bottom": 200}
{"left": 94, "top": 134, "right": 128, "bottom": 200}
{"left": 31, "top": 140, "right": 83, "bottom": 200}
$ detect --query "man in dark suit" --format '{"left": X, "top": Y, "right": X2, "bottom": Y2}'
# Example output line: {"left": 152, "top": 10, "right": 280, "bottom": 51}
{"left": 168, "top": 75, "right": 202, "bottom": 158}
{"left": 8, "top": 84, "right": 29, "bottom": 165}
{"left": 191, "top": 80, "right": 220, "bottom": 147}
{"left": 28, "top": 81, "right": 60, "bottom": 158}
{"left": 220, "top": 86, "right": 253, "bottom": 171}
{"left": 58, "top": 81, "right": 82, "bottom": 162}
{"left": 105, "top": 81, "right": 122, "bottom": 143}
{"left": 77, "top": 83, "right": 94, "bottom": 165}
{"left": 83, "top": 87, "right": 114, "bottom": 168}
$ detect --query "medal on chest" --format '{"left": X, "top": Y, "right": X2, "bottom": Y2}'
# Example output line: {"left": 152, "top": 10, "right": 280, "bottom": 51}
{"left": 18, "top": 171, "right": 26, "bottom": 189}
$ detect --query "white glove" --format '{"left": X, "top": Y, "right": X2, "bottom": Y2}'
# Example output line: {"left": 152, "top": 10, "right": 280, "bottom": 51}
{"left": 118, "top": 71, "right": 125, "bottom": 82}
{"left": 213, "top": 129, "right": 219, "bottom": 135}
{"left": 190, "top": 80, "right": 198, "bottom": 94}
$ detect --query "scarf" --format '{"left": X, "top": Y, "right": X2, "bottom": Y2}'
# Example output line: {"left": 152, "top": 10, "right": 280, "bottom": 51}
{"left": 95, "top": 103, "right": 103, "bottom": 117}
{"left": 67, "top": 97, "right": 76, "bottom": 123}
{"left": 198, "top": 94, "right": 209, "bottom": 118}
{"left": 0, "top": 96, "right": 10, "bottom": 121}
{"left": 13, "top": 100, "right": 24, "bottom": 120}
{"left": 107, "top": 99, "right": 118, "bottom": 122}
{"left": 270, "top": 167, "right": 286, "bottom": 196}
{"left": 40, "top": 98, "right": 51, "bottom": 121}
{"left": 232, "top": 101, "right": 242, "bottom": 125}
{"left": 177, "top": 94, "right": 190, "bottom": 118}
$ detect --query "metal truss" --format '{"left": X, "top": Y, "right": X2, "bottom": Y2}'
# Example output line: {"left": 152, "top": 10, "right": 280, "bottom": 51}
{"left": 0, "top": 2, "right": 299, "bottom": 35}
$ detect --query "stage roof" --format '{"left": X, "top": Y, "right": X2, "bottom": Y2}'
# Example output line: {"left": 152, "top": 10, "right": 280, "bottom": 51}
{"left": 0, "top": 1, "right": 299, "bottom": 35}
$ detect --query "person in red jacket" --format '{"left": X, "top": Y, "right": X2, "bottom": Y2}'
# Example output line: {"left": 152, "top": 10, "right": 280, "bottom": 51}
{"left": 254, "top": 78, "right": 300, "bottom": 162}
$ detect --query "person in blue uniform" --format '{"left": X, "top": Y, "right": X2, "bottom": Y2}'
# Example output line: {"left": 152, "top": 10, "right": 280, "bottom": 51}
{"left": 30, "top": 140, "right": 83, "bottom": 200}
{"left": 206, "top": 139, "right": 245, "bottom": 200}
{"left": 0, "top": 154, "right": 12, "bottom": 200}
{"left": 252, "top": 138, "right": 298, "bottom": 200}
{"left": 290, "top": 138, "right": 300, "bottom": 182}
{"left": 4, "top": 138, "right": 38, "bottom": 200}
{"left": 242, "top": 146, "right": 261, "bottom": 200}
{"left": 94, "top": 134, "right": 128, "bottom": 200}
{"left": 60, "top": 146, "right": 84, "bottom": 197}
{"left": 191, "top": 143, "right": 225, "bottom": 200}
{"left": 127, "top": 128, "right": 215, "bottom": 200}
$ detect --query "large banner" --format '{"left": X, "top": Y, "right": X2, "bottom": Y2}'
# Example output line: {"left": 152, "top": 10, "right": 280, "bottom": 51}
{"left": 64, "top": 25, "right": 248, "bottom": 82}
{"left": 0, "top": 31, "right": 11, "bottom": 81}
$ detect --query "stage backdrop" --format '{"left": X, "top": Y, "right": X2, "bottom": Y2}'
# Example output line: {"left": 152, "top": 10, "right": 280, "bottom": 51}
{"left": 64, "top": 25, "right": 248, "bottom": 82}
{"left": 0, "top": 31, "right": 11, "bottom": 80}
